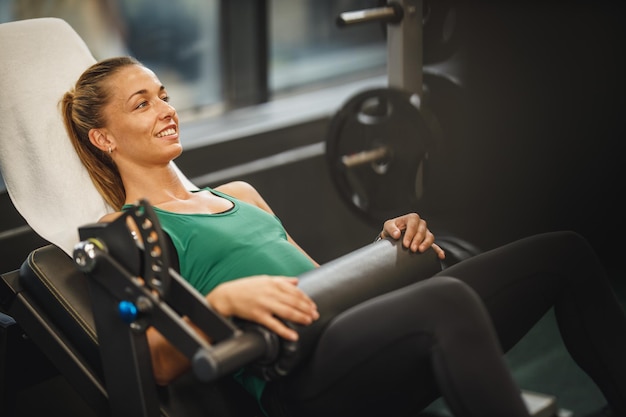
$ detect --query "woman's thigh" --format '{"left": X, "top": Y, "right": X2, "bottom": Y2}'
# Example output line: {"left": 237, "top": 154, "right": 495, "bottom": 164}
{"left": 267, "top": 277, "right": 519, "bottom": 417}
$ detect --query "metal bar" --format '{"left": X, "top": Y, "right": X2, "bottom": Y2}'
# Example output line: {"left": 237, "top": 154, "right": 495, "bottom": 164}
{"left": 336, "top": 5, "right": 402, "bottom": 27}
{"left": 341, "top": 146, "right": 389, "bottom": 168}
{"left": 387, "top": 0, "right": 423, "bottom": 95}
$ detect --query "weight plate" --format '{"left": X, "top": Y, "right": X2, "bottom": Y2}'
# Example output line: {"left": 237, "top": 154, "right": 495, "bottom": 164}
{"left": 326, "top": 87, "right": 436, "bottom": 225}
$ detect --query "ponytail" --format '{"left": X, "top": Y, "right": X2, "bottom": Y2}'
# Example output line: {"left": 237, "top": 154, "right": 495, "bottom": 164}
{"left": 61, "top": 57, "right": 141, "bottom": 210}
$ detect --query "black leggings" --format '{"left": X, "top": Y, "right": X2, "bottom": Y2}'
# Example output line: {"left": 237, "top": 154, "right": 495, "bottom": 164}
{"left": 261, "top": 231, "right": 626, "bottom": 417}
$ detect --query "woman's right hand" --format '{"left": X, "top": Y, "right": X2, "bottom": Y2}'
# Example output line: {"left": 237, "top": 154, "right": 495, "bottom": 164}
{"left": 206, "top": 276, "right": 319, "bottom": 341}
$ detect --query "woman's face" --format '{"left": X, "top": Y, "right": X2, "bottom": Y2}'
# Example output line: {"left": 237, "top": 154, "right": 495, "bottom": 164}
{"left": 99, "top": 64, "right": 182, "bottom": 166}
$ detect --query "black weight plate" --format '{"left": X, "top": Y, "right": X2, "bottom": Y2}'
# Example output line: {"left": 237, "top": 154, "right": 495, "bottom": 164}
{"left": 326, "top": 87, "right": 435, "bottom": 225}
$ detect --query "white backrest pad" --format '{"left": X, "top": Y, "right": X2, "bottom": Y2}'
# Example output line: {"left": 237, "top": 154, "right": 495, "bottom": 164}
{"left": 0, "top": 18, "right": 196, "bottom": 255}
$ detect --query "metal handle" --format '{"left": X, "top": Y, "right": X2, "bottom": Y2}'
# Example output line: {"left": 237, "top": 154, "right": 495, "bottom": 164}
{"left": 341, "top": 146, "right": 390, "bottom": 168}
{"left": 336, "top": 3, "right": 403, "bottom": 27}
{"left": 192, "top": 328, "right": 279, "bottom": 382}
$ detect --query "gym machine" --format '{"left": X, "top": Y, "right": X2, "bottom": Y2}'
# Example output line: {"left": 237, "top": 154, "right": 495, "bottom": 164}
{"left": 328, "top": 0, "right": 479, "bottom": 265}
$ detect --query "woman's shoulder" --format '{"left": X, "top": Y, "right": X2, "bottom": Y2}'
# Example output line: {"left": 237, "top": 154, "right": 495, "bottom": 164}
{"left": 213, "top": 181, "right": 274, "bottom": 214}
{"left": 214, "top": 181, "right": 260, "bottom": 203}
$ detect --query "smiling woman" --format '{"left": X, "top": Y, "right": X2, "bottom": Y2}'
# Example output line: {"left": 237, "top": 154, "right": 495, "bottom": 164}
{"left": 61, "top": 57, "right": 184, "bottom": 210}
{"left": 87, "top": 65, "right": 183, "bottom": 181}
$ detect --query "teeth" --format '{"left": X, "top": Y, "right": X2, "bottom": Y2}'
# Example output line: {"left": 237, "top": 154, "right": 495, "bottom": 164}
{"left": 157, "top": 128, "right": 176, "bottom": 138}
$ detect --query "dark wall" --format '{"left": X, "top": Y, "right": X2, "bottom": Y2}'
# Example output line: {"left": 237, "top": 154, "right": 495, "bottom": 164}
{"left": 456, "top": 3, "right": 625, "bottom": 257}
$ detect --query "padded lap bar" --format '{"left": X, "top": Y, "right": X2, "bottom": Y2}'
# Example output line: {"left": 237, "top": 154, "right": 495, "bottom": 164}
{"left": 243, "top": 238, "right": 442, "bottom": 379}
{"left": 299, "top": 239, "right": 441, "bottom": 341}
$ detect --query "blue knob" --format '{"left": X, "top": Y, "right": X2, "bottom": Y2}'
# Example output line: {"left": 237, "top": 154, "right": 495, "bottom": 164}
{"left": 118, "top": 300, "right": 138, "bottom": 324}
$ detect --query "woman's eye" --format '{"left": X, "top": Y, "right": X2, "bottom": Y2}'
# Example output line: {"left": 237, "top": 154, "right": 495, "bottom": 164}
{"left": 161, "top": 95, "right": 170, "bottom": 103}
{"left": 135, "top": 101, "right": 148, "bottom": 109}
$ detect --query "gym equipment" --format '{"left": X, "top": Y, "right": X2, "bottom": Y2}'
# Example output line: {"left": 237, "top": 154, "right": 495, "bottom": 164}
{"left": 337, "top": 0, "right": 463, "bottom": 65}
{"left": 331, "top": 1, "right": 481, "bottom": 270}
{"left": 329, "top": 0, "right": 455, "bottom": 225}
{"left": 326, "top": 87, "right": 441, "bottom": 224}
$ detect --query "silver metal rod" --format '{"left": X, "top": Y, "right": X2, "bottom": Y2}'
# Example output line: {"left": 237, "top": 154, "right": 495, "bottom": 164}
{"left": 341, "top": 146, "right": 389, "bottom": 168}
{"left": 337, "top": 6, "right": 401, "bottom": 27}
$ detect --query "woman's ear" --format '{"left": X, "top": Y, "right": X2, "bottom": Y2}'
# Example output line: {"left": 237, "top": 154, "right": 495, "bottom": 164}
{"left": 88, "top": 128, "right": 112, "bottom": 152}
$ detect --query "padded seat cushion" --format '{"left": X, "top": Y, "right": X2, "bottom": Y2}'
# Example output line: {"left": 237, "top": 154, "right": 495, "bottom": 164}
{"left": 19, "top": 244, "right": 101, "bottom": 377}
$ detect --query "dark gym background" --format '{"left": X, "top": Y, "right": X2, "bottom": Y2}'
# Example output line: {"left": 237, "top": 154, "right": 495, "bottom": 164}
{"left": 182, "top": 2, "right": 625, "bottom": 269}
{"left": 1, "top": 2, "right": 624, "bottom": 416}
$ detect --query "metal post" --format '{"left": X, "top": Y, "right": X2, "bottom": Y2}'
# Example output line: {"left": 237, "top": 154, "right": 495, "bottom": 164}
{"left": 387, "top": 0, "right": 423, "bottom": 96}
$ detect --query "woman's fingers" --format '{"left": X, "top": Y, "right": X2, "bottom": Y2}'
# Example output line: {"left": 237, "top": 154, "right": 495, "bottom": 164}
{"left": 383, "top": 213, "right": 429, "bottom": 252}
{"left": 432, "top": 243, "right": 446, "bottom": 260}
{"left": 244, "top": 279, "right": 318, "bottom": 341}
{"left": 209, "top": 276, "right": 319, "bottom": 341}
{"left": 382, "top": 213, "right": 445, "bottom": 259}
{"left": 265, "top": 277, "right": 319, "bottom": 324}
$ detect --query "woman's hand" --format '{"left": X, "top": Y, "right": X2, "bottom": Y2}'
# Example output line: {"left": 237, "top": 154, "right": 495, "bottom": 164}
{"left": 380, "top": 213, "right": 446, "bottom": 260}
{"left": 206, "top": 276, "right": 319, "bottom": 342}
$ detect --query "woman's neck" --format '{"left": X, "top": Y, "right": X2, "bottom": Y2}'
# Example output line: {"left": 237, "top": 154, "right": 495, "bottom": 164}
{"left": 121, "top": 163, "right": 192, "bottom": 206}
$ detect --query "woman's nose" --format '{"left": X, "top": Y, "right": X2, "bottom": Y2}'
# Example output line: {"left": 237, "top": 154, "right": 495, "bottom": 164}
{"left": 158, "top": 100, "right": 176, "bottom": 119}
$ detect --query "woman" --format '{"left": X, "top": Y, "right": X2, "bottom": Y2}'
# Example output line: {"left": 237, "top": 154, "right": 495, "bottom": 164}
{"left": 61, "top": 56, "right": 626, "bottom": 417}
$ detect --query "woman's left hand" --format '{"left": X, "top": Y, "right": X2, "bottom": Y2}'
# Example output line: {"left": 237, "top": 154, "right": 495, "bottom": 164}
{"left": 380, "top": 213, "right": 446, "bottom": 260}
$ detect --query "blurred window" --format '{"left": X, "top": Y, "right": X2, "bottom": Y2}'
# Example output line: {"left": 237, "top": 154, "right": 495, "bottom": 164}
{"left": 270, "top": 0, "right": 386, "bottom": 95}
{"left": 3, "top": 0, "right": 220, "bottom": 117}
{"left": 0, "top": 0, "right": 385, "bottom": 117}
{"left": 117, "top": 0, "right": 220, "bottom": 114}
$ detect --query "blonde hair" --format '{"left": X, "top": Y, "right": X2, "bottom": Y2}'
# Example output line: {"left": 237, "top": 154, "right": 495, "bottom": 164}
{"left": 61, "top": 56, "right": 141, "bottom": 210}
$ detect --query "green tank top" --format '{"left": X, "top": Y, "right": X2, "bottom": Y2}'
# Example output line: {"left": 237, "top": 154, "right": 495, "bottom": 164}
{"left": 150, "top": 188, "right": 316, "bottom": 294}
{"left": 125, "top": 187, "right": 316, "bottom": 407}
